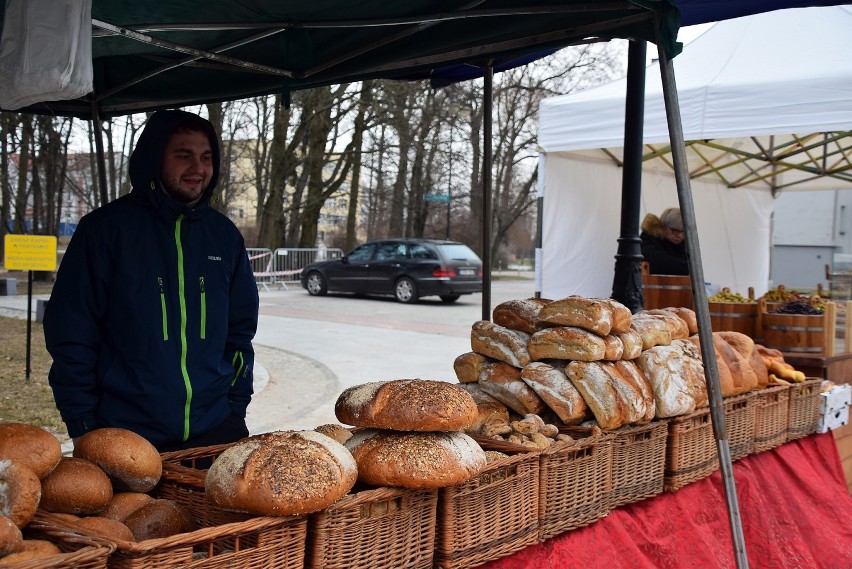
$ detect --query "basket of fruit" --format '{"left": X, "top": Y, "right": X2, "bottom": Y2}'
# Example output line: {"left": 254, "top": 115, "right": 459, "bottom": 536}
{"left": 756, "top": 298, "right": 836, "bottom": 356}
{"left": 707, "top": 288, "right": 757, "bottom": 337}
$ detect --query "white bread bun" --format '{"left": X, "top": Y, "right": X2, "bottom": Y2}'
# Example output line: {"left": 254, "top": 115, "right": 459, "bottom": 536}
{"left": 0, "top": 515, "right": 22, "bottom": 556}
{"left": 100, "top": 492, "right": 154, "bottom": 522}
{"left": 0, "top": 422, "right": 62, "bottom": 479}
{"left": 123, "top": 499, "right": 195, "bottom": 541}
{"left": 40, "top": 457, "right": 113, "bottom": 515}
{"left": 335, "top": 379, "right": 478, "bottom": 432}
{"left": 345, "top": 429, "right": 486, "bottom": 489}
{"left": 73, "top": 428, "right": 162, "bottom": 492}
{"left": 205, "top": 431, "right": 357, "bottom": 516}
{"left": 0, "top": 460, "right": 41, "bottom": 528}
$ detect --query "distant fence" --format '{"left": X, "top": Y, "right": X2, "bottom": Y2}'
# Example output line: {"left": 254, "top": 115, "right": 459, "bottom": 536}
{"left": 246, "top": 247, "right": 344, "bottom": 291}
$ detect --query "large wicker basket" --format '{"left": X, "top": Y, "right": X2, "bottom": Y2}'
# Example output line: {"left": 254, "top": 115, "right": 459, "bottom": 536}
{"left": 306, "top": 485, "right": 437, "bottom": 569}
{"left": 539, "top": 430, "right": 612, "bottom": 541}
{"left": 787, "top": 378, "right": 823, "bottom": 441}
{"left": 433, "top": 438, "right": 540, "bottom": 569}
{"left": 664, "top": 408, "right": 719, "bottom": 492}
{"left": 752, "top": 385, "right": 791, "bottom": 453}
{"left": 9, "top": 514, "right": 114, "bottom": 569}
{"left": 608, "top": 420, "right": 668, "bottom": 509}
{"left": 724, "top": 392, "right": 757, "bottom": 461}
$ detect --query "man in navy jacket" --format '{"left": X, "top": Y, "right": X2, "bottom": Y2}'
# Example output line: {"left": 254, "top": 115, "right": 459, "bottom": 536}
{"left": 44, "top": 110, "right": 259, "bottom": 452}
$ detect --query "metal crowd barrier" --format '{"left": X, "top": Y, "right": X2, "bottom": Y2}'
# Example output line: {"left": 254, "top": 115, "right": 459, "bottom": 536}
{"left": 246, "top": 247, "right": 343, "bottom": 291}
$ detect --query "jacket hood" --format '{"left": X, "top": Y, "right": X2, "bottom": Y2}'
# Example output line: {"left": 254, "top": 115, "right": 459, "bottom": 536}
{"left": 128, "top": 110, "right": 220, "bottom": 208}
{"left": 641, "top": 213, "right": 666, "bottom": 239}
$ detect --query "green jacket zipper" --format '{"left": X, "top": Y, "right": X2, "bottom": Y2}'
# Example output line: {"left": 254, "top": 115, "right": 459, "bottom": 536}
{"left": 174, "top": 215, "right": 193, "bottom": 441}
{"left": 231, "top": 351, "right": 245, "bottom": 386}
{"left": 199, "top": 276, "right": 207, "bottom": 340}
{"left": 158, "top": 277, "right": 169, "bottom": 341}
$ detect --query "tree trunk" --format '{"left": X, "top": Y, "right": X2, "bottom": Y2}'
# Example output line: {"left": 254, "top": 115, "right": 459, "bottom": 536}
{"left": 13, "top": 117, "right": 31, "bottom": 233}
{"left": 345, "top": 81, "right": 372, "bottom": 250}
{"left": 257, "top": 94, "right": 293, "bottom": 249}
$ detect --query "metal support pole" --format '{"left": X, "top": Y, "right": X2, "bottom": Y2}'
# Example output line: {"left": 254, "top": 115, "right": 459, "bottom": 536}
{"left": 657, "top": 44, "right": 750, "bottom": 569}
{"left": 91, "top": 102, "right": 110, "bottom": 206}
{"left": 611, "top": 39, "right": 646, "bottom": 313}
{"left": 446, "top": 125, "right": 453, "bottom": 239}
{"left": 481, "top": 63, "right": 493, "bottom": 322}
{"left": 534, "top": 153, "right": 544, "bottom": 299}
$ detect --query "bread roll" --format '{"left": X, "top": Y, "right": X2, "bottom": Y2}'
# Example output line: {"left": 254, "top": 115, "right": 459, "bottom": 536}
{"left": 73, "top": 428, "right": 162, "bottom": 492}
{"left": 520, "top": 361, "right": 588, "bottom": 425}
{"left": 77, "top": 516, "right": 135, "bottom": 542}
{"left": 616, "top": 328, "right": 643, "bottom": 360}
{"left": 640, "top": 310, "right": 690, "bottom": 340}
{"left": 335, "top": 379, "right": 477, "bottom": 431}
{"left": 0, "top": 516, "right": 21, "bottom": 557}
{"left": 453, "top": 352, "right": 491, "bottom": 383}
{"left": 40, "top": 457, "right": 113, "bottom": 515}
{"left": 477, "top": 363, "right": 547, "bottom": 416}
{"left": 470, "top": 320, "right": 531, "bottom": 368}
{"left": 206, "top": 431, "right": 357, "bottom": 516}
{"left": 636, "top": 345, "right": 696, "bottom": 418}
{"left": 492, "top": 298, "right": 548, "bottom": 334}
{"left": 538, "top": 296, "right": 613, "bottom": 336}
{"left": 455, "top": 384, "right": 510, "bottom": 435}
{"left": 0, "top": 460, "right": 40, "bottom": 528}
{"left": 345, "top": 429, "right": 486, "bottom": 489}
{"left": 100, "top": 492, "right": 154, "bottom": 522}
{"left": 9, "top": 539, "right": 61, "bottom": 557}
{"left": 123, "top": 499, "right": 195, "bottom": 541}
{"left": 630, "top": 315, "right": 672, "bottom": 350}
{"left": 669, "top": 307, "right": 699, "bottom": 335}
{"left": 0, "top": 422, "right": 61, "bottom": 479}
{"left": 599, "top": 298, "right": 633, "bottom": 334}
{"left": 564, "top": 361, "right": 628, "bottom": 430}
{"left": 314, "top": 424, "right": 353, "bottom": 445}
{"left": 528, "top": 326, "right": 607, "bottom": 361}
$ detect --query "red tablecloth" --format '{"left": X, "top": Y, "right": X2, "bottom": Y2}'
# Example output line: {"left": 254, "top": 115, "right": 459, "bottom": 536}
{"left": 483, "top": 433, "right": 852, "bottom": 568}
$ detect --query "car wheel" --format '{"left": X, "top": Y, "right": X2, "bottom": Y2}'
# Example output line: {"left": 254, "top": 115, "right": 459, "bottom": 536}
{"left": 439, "top": 294, "right": 460, "bottom": 304}
{"left": 305, "top": 272, "right": 328, "bottom": 296}
{"left": 394, "top": 277, "right": 419, "bottom": 303}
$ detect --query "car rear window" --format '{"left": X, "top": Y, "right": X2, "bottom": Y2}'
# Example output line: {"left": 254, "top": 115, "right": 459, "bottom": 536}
{"left": 409, "top": 243, "right": 438, "bottom": 260}
{"left": 438, "top": 244, "right": 481, "bottom": 262}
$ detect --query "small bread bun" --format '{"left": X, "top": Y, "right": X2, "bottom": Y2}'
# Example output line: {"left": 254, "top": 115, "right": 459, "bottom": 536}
{"left": 314, "top": 424, "right": 352, "bottom": 445}
{"left": 123, "top": 499, "right": 195, "bottom": 541}
{"left": 100, "top": 492, "right": 154, "bottom": 522}
{"left": 345, "top": 429, "right": 487, "bottom": 488}
{"left": 40, "top": 457, "right": 113, "bottom": 515}
{"left": 335, "top": 379, "right": 478, "bottom": 431}
{"left": 0, "top": 539, "right": 62, "bottom": 565}
{"left": 206, "top": 431, "right": 357, "bottom": 516}
{"left": 0, "top": 460, "right": 41, "bottom": 528}
{"left": 0, "top": 422, "right": 62, "bottom": 479}
{"left": 0, "top": 516, "right": 22, "bottom": 556}
{"left": 76, "top": 516, "right": 135, "bottom": 542}
{"left": 73, "top": 428, "right": 162, "bottom": 492}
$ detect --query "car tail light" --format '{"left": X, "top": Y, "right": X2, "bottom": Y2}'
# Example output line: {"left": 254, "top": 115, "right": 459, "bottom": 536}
{"left": 478, "top": 267, "right": 483, "bottom": 277}
{"left": 433, "top": 266, "right": 457, "bottom": 278}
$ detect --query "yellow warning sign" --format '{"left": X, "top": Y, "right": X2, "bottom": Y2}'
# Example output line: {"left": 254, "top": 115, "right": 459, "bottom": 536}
{"left": 4, "top": 235, "right": 57, "bottom": 271}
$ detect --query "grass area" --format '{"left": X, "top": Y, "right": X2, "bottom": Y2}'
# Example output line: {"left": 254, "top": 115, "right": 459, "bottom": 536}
{"left": 0, "top": 315, "right": 68, "bottom": 441}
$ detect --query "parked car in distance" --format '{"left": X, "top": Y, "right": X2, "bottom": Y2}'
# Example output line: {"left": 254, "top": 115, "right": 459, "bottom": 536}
{"left": 300, "top": 238, "right": 483, "bottom": 303}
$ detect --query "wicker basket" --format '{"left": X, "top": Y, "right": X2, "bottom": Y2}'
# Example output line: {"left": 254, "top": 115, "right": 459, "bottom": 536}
{"left": 539, "top": 430, "right": 612, "bottom": 541}
{"left": 787, "top": 378, "right": 823, "bottom": 441}
{"left": 433, "top": 438, "right": 540, "bottom": 569}
{"left": 306, "top": 485, "right": 437, "bottom": 569}
{"left": 724, "top": 392, "right": 757, "bottom": 461}
{"left": 9, "top": 514, "right": 114, "bottom": 569}
{"left": 609, "top": 420, "right": 668, "bottom": 509}
{"left": 664, "top": 408, "right": 719, "bottom": 492}
{"left": 752, "top": 385, "right": 791, "bottom": 453}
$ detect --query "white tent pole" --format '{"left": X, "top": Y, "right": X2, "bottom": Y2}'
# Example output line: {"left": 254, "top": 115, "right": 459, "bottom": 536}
{"left": 657, "top": 45, "right": 750, "bottom": 568}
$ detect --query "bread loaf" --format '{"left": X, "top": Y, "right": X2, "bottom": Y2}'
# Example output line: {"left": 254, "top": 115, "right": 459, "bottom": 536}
{"left": 670, "top": 339, "right": 709, "bottom": 408}
{"left": 123, "top": 499, "right": 195, "bottom": 541}
{"left": 73, "top": 428, "right": 162, "bottom": 493}
{"left": 0, "top": 516, "right": 21, "bottom": 557}
{"left": 716, "top": 331, "right": 759, "bottom": 392}
{"left": 335, "top": 379, "right": 477, "bottom": 431}
{"left": 528, "top": 326, "right": 607, "bottom": 361}
{"left": 4, "top": 538, "right": 61, "bottom": 561}
{"left": 344, "top": 429, "right": 486, "bottom": 489}
{"left": 100, "top": 492, "right": 154, "bottom": 522}
{"left": 602, "top": 334, "right": 624, "bottom": 361}
{"left": 636, "top": 345, "right": 696, "bottom": 418}
{"left": 669, "top": 307, "right": 699, "bottom": 335}
{"left": 314, "top": 424, "right": 353, "bottom": 445}
{"left": 687, "top": 335, "right": 735, "bottom": 398}
{"left": 599, "top": 298, "right": 633, "bottom": 334}
{"left": 640, "top": 310, "right": 690, "bottom": 339}
{"left": 520, "top": 361, "right": 588, "bottom": 425}
{"left": 616, "top": 328, "right": 643, "bottom": 360}
{"left": 748, "top": 346, "right": 770, "bottom": 388}
{"left": 455, "top": 384, "right": 510, "bottom": 435}
{"left": 453, "top": 352, "right": 491, "bottom": 383}
{"left": 614, "top": 360, "right": 656, "bottom": 423}
{"left": 77, "top": 516, "right": 135, "bottom": 542}
{"left": 492, "top": 298, "right": 548, "bottom": 334}
{"left": 538, "top": 296, "right": 613, "bottom": 336}
{"left": 0, "top": 460, "right": 41, "bottom": 528}
{"left": 470, "top": 320, "right": 531, "bottom": 367}
{"left": 564, "top": 361, "right": 629, "bottom": 430}
{"left": 205, "top": 431, "right": 357, "bottom": 516}
{"left": 713, "top": 333, "right": 755, "bottom": 395}
{"left": 40, "top": 457, "right": 113, "bottom": 515}
{"left": 630, "top": 315, "right": 672, "bottom": 350}
{"left": 477, "top": 363, "right": 547, "bottom": 416}
{"left": 0, "top": 422, "right": 61, "bottom": 479}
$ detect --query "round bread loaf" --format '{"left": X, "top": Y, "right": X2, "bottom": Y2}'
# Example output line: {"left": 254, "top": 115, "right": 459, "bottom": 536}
{"left": 0, "top": 422, "right": 62, "bottom": 479}
{"left": 314, "top": 424, "right": 352, "bottom": 445}
{"left": 344, "top": 429, "right": 487, "bottom": 488}
{"left": 73, "top": 428, "right": 162, "bottom": 492}
{"left": 11, "top": 539, "right": 61, "bottom": 556}
{"left": 100, "top": 492, "right": 154, "bottom": 522}
{"left": 0, "top": 516, "right": 22, "bottom": 557}
{"left": 335, "top": 379, "right": 478, "bottom": 431}
{"left": 205, "top": 431, "right": 357, "bottom": 516}
{"left": 0, "top": 460, "right": 41, "bottom": 528}
{"left": 40, "top": 457, "right": 113, "bottom": 515}
{"left": 77, "top": 516, "right": 135, "bottom": 542}
{"left": 123, "top": 499, "right": 195, "bottom": 541}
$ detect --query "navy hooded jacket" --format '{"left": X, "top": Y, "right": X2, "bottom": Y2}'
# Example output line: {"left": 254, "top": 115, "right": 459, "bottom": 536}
{"left": 44, "top": 110, "right": 259, "bottom": 449}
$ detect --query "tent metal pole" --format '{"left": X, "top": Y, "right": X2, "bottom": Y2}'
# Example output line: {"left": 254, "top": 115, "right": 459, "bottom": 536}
{"left": 481, "top": 63, "right": 493, "bottom": 322}
{"left": 534, "top": 153, "right": 544, "bottom": 299}
{"left": 611, "top": 38, "right": 646, "bottom": 313}
{"left": 657, "top": 46, "right": 750, "bottom": 569}
{"left": 90, "top": 102, "right": 110, "bottom": 206}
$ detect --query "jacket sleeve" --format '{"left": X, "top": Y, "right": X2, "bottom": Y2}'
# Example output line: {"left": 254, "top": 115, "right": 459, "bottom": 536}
{"left": 225, "top": 243, "right": 259, "bottom": 418}
{"left": 43, "top": 216, "right": 109, "bottom": 438}
{"left": 641, "top": 236, "right": 689, "bottom": 276}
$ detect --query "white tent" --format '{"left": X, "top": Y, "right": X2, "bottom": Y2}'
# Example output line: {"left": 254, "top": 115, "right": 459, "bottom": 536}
{"left": 537, "top": 5, "right": 852, "bottom": 301}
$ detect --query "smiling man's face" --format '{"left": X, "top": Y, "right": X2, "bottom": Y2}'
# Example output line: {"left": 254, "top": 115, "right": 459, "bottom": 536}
{"left": 161, "top": 130, "right": 213, "bottom": 204}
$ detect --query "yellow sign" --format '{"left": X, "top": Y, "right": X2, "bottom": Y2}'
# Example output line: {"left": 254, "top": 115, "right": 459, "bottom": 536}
{"left": 4, "top": 235, "right": 58, "bottom": 271}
